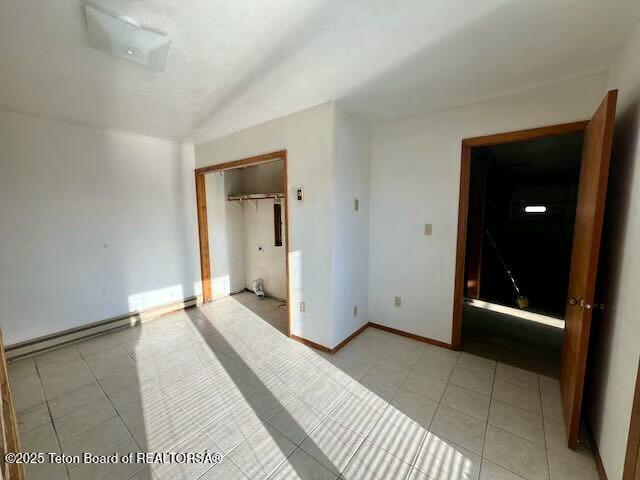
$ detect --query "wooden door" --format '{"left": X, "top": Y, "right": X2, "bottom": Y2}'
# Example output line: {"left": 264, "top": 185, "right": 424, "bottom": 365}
{"left": 561, "top": 90, "right": 617, "bottom": 448}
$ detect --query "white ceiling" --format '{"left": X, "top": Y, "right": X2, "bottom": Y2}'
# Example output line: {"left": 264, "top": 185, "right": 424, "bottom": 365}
{"left": 1, "top": 1, "right": 639, "bottom": 144}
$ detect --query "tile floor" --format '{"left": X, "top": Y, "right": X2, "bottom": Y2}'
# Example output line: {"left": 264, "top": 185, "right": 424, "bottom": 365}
{"left": 232, "top": 291, "right": 289, "bottom": 336}
{"left": 8, "top": 296, "right": 598, "bottom": 480}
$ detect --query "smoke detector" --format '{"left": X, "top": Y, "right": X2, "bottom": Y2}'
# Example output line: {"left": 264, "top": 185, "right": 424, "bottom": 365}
{"left": 84, "top": 4, "right": 171, "bottom": 71}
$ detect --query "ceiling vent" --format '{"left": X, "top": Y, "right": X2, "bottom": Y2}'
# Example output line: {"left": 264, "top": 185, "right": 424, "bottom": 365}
{"left": 84, "top": 4, "right": 171, "bottom": 71}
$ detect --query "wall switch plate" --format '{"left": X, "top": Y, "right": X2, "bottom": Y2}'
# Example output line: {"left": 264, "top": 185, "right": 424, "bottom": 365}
{"left": 354, "top": 199, "right": 359, "bottom": 211}
{"left": 353, "top": 305, "right": 358, "bottom": 317}
{"left": 300, "top": 302, "right": 305, "bottom": 313}
{"left": 424, "top": 224, "right": 433, "bottom": 236}
{"left": 394, "top": 296, "right": 401, "bottom": 307}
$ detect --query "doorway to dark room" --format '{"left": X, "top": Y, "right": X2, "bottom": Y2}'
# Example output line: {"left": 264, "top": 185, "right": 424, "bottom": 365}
{"left": 461, "top": 131, "right": 584, "bottom": 378}
{"left": 451, "top": 90, "right": 616, "bottom": 449}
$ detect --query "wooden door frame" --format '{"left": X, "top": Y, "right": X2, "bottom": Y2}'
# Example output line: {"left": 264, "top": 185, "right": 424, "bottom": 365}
{"left": 194, "top": 150, "right": 291, "bottom": 336}
{"left": 451, "top": 121, "right": 589, "bottom": 349}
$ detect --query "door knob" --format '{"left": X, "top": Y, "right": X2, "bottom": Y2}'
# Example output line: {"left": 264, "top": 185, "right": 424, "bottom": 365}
{"left": 568, "top": 296, "right": 580, "bottom": 306}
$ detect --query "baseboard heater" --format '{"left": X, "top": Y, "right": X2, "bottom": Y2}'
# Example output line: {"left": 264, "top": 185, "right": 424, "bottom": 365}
{"left": 5, "top": 296, "right": 200, "bottom": 360}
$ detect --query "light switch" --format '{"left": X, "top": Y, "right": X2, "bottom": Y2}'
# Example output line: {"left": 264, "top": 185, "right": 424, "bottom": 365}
{"left": 424, "top": 224, "right": 433, "bottom": 236}
{"left": 394, "top": 296, "right": 401, "bottom": 307}
{"left": 354, "top": 199, "right": 359, "bottom": 211}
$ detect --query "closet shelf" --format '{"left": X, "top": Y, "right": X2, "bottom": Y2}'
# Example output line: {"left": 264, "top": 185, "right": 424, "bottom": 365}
{"left": 228, "top": 192, "right": 285, "bottom": 209}
{"left": 227, "top": 192, "right": 285, "bottom": 201}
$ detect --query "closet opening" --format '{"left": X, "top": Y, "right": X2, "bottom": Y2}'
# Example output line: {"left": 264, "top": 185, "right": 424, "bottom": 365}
{"left": 195, "top": 151, "right": 290, "bottom": 336}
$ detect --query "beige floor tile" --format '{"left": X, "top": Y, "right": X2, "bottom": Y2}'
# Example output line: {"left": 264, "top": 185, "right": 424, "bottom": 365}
{"left": 202, "top": 401, "right": 264, "bottom": 453}
{"left": 411, "top": 356, "right": 455, "bottom": 381}
{"left": 179, "top": 383, "right": 245, "bottom": 427}
{"left": 20, "top": 423, "right": 66, "bottom": 480}
{"left": 48, "top": 382, "right": 106, "bottom": 419}
{"left": 61, "top": 416, "right": 131, "bottom": 463}
{"left": 421, "top": 344, "right": 461, "bottom": 367}
{"left": 329, "top": 392, "right": 384, "bottom": 436}
{"left": 198, "top": 458, "right": 248, "bottom": 480}
{"left": 300, "top": 416, "right": 364, "bottom": 475}
{"left": 53, "top": 396, "right": 116, "bottom": 440}
{"left": 367, "top": 406, "right": 427, "bottom": 464}
{"left": 441, "top": 383, "right": 491, "bottom": 421}
{"left": 544, "top": 418, "right": 597, "bottom": 469}
{"left": 230, "top": 424, "right": 296, "bottom": 480}
{"left": 21, "top": 421, "right": 60, "bottom": 453}
{"left": 539, "top": 377, "right": 564, "bottom": 423}
{"left": 401, "top": 370, "right": 447, "bottom": 402}
{"left": 496, "top": 363, "right": 539, "bottom": 391}
{"left": 480, "top": 459, "right": 526, "bottom": 479}
{"left": 342, "top": 439, "right": 411, "bottom": 480}
{"left": 457, "top": 352, "right": 497, "bottom": 377}
{"left": 39, "top": 358, "right": 96, "bottom": 399}
{"left": 271, "top": 364, "right": 320, "bottom": 395}
{"left": 358, "top": 371, "right": 402, "bottom": 403}
{"left": 298, "top": 377, "right": 348, "bottom": 414}
{"left": 450, "top": 367, "right": 494, "bottom": 396}
{"left": 34, "top": 345, "right": 81, "bottom": 371}
{"left": 367, "top": 359, "right": 412, "bottom": 384}
{"left": 108, "top": 380, "right": 163, "bottom": 414}
{"left": 69, "top": 438, "right": 144, "bottom": 480}
{"left": 97, "top": 366, "right": 148, "bottom": 395}
{"left": 483, "top": 426, "right": 549, "bottom": 480}
{"left": 152, "top": 430, "right": 219, "bottom": 480}
{"left": 270, "top": 448, "right": 338, "bottom": 480}
{"left": 268, "top": 398, "right": 325, "bottom": 445}
{"left": 75, "top": 333, "right": 122, "bottom": 357}
{"left": 124, "top": 390, "right": 183, "bottom": 428}
{"left": 414, "top": 432, "right": 481, "bottom": 480}
{"left": 10, "top": 374, "right": 46, "bottom": 412}
{"left": 489, "top": 400, "right": 545, "bottom": 446}
{"left": 7, "top": 357, "right": 37, "bottom": 379}
{"left": 430, "top": 405, "right": 486, "bottom": 455}
{"left": 348, "top": 379, "right": 391, "bottom": 411}
{"left": 247, "top": 381, "right": 296, "bottom": 420}
{"left": 493, "top": 379, "right": 542, "bottom": 415}
{"left": 17, "top": 402, "right": 50, "bottom": 434}
{"left": 83, "top": 346, "right": 135, "bottom": 379}
{"left": 16, "top": 308, "right": 598, "bottom": 480}
{"left": 125, "top": 406, "right": 199, "bottom": 453}
{"left": 548, "top": 451, "right": 599, "bottom": 480}
{"left": 390, "top": 387, "right": 438, "bottom": 428}
{"left": 26, "top": 461, "right": 67, "bottom": 480}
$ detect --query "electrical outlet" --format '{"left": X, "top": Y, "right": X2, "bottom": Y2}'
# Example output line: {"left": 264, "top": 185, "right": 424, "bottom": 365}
{"left": 394, "top": 296, "right": 401, "bottom": 307}
{"left": 300, "top": 302, "right": 305, "bottom": 313}
{"left": 353, "top": 305, "right": 358, "bottom": 317}
{"left": 424, "top": 224, "right": 432, "bottom": 236}
{"left": 354, "top": 199, "right": 359, "bottom": 211}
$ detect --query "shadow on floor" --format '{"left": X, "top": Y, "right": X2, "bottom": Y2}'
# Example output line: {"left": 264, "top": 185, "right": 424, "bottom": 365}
{"left": 462, "top": 302, "right": 563, "bottom": 378}
{"left": 230, "top": 290, "right": 289, "bottom": 336}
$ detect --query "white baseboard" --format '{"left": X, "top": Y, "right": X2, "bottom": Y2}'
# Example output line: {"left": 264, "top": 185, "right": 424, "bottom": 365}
{"left": 6, "top": 295, "right": 202, "bottom": 360}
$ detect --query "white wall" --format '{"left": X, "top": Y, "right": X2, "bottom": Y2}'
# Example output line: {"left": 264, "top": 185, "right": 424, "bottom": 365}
{"left": 587, "top": 22, "right": 640, "bottom": 480}
{"left": 0, "top": 111, "right": 200, "bottom": 345}
{"left": 331, "top": 106, "right": 371, "bottom": 345}
{"left": 238, "top": 161, "right": 284, "bottom": 195}
{"left": 196, "top": 103, "right": 335, "bottom": 347}
{"left": 205, "top": 170, "right": 245, "bottom": 296}
{"left": 368, "top": 74, "right": 608, "bottom": 344}
{"left": 243, "top": 199, "right": 287, "bottom": 300}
